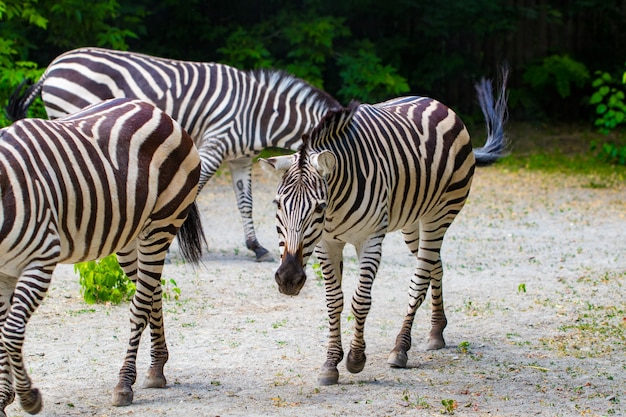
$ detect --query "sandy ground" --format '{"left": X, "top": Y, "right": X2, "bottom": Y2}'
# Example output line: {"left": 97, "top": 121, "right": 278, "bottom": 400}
{"left": 5, "top": 161, "right": 625, "bottom": 417}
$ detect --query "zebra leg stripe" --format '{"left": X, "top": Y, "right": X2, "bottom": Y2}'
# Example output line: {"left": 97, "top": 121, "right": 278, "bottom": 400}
{"left": 346, "top": 237, "right": 384, "bottom": 374}
{"left": 112, "top": 240, "right": 170, "bottom": 406}
{"left": 228, "top": 158, "right": 272, "bottom": 261}
{"left": 144, "top": 283, "right": 168, "bottom": 389}
{"left": 0, "top": 284, "right": 15, "bottom": 412}
{"left": 316, "top": 241, "right": 346, "bottom": 386}
{"left": 1, "top": 267, "right": 54, "bottom": 414}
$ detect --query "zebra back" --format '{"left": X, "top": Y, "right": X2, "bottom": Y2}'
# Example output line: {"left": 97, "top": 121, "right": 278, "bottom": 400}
{"left": 8, "top": 47, "right": 341, "bottom": 153}
{"left": 0, "top": 97, "right": 202, "bottom": 265}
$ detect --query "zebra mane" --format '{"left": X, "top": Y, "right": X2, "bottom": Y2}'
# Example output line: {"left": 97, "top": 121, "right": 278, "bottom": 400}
{"left": 296, "top": 101, "right": 360, "bottom": 172}
{"left": 308, "top": 100, "right": 360, "bottom": 144}
{"left": 247, "top": 68, "right": 340, "bottom": 110}
{"left": 298, "top": 136, "right": 310, "bottom": 171}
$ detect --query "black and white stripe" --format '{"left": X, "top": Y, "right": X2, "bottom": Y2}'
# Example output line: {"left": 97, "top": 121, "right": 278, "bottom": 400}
{"left": 0, "top": 98, "right": 204, "bottom": 415}
{"left": 261, "top": 71, "right": 509, "bottom": 385}
{"left": 8, "top": 47, "right": 341, "bottom": 261}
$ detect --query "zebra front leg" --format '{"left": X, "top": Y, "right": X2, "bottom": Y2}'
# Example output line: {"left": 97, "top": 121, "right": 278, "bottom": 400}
{"left": 0, "top": 283, "right": 15, "bottom": 416}
{"left": 346, "top": 238, "right": 383, "bottom": 375}
{"left": 2, "top": 267, "right": 55, "bottom": 415}
{"left": 316, "top": 241, "right": 345, "bottom": 385}
{"left": 228, "top": 157, "right": 273, "bottom": 262}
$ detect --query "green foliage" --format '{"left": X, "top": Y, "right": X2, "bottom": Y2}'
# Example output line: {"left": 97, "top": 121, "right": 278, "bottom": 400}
{"left": 0, "top": 0, "right": 144, "bottom": 128}
{"left": 45, "top": 0, "right": 142, "bottom": 50}
{"left": 1, "top": 0, "right": 625, "bottom": 123}
{"left": 161, "top": 278, "right": 181, "bottom": 302}
{"left": 587, "top": 66, "right": 626, "bottom": 166}
{"left": 215, "top": 10, "right": 406, "bottom": 102}
{"left": 523, "top": 55, "right": 590, "bottom": 99}
{"left": 0, "top": 0, "right": 48, "bottom": 28}
{"left": 282, "top": 15, "right": 350, "bottom": 89}
{"left": 0, "top": 0, "right": 47, "bottom": 123}
{"left": 589, "top": 70, "right": 626, "bottom": 135}
{"left": 594, "top": 142, "right": 626, "bottom": 166}
{"left": 441, "top": 398, "right": 457, "bottom": 414}
{"left": 217, "top": 27, "right": 274, "bottom": 70}
{"left": 74, "top": 254, "right": 135, "bottom": 304}
{"left": 337, "top": 41, "right": 410, "bottom": 103}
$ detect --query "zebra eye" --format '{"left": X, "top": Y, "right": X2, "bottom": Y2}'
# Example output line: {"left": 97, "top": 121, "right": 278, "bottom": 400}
{"left": 273, "top": 199, "right": 281, "bottom": 210}
{"left": 314, "top": 202, "right": 327, "bottom": 213}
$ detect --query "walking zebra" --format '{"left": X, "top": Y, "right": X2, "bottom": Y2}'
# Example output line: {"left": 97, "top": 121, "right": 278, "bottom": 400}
{"left": 261, "top": 71, "right": 509, "bottom": 385}
{"left": 7, "top": 47, "right": 342, "bottom": 261}
{"left": 0, "top": 98, "right": 204, "bottom": 415}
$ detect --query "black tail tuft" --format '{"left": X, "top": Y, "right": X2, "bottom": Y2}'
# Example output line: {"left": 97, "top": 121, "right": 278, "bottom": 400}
{"left": 176, "top": 202, "right": 207, "bottom": 264}
{"left": 473, "top": 66, "right": 510, "bottom": 166}
{"left": 5, "top": 79, "right": 43, "bottom": 122}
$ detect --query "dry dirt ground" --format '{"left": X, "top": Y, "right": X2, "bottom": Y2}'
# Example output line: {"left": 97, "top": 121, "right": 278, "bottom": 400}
{"left": 6, "top": 152, "right": 625, "bottom": 417}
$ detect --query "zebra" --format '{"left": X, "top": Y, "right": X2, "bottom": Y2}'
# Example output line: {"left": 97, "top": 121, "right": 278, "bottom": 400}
{"left": 7, "top": 47, "right": 342, "bottom": 262}
{"left": 0, "top": 97, "right": 204, "bottom": 415}
{"left": 260, "top": 71, "right": 509, "bottom": 385}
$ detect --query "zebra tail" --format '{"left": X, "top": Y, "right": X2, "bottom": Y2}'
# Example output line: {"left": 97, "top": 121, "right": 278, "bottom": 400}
{"left": 473, "top": 66, "right": 510, "bottom": 166}
{"left": 176, "top": 202, "right": 207, "bottom": 264}
{"left": 5, "top": 79, "right": 43, "bottom": 122}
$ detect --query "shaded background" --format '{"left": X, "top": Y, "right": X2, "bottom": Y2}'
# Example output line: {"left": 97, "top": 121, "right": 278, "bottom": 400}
{"left": 1, "top": 0, "right": 625, "bottom": 126}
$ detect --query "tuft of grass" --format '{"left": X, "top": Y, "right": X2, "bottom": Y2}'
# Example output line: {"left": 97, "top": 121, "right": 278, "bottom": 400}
{"left": 499, "top": 152, "right": 626, "bottom": 184}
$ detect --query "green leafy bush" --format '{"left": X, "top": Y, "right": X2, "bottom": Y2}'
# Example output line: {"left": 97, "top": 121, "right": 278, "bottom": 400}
{"left": 588, "top": 66, "right": 626, "bottom": 166}
{"left": 337, "top": 41, "right": 410, "bottom": 103}
{"left": 589, "top": 70, "right": 626, "bottom": 134}
{"left": 523, "top": 55, "right": 590, "bottom": 99}
{"left": 74, "top": 254, "right": 135, "bottom": 304}
{"left": 516, "top": 54, "right": 590, "bottom": 119}
{"left": 594, "top": 142, "right": 626, "bottom": 166}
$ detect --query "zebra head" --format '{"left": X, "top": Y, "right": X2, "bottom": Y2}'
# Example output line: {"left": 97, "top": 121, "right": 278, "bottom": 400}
{"left": 261, "top": 146, "right": 336, "bottom": 295}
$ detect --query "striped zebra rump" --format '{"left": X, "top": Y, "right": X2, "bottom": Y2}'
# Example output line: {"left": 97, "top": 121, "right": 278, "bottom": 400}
{"left": 7, "top": 47, "right": 341, "bottom": 262}
{"left": 0, "top": 98, "right": 204, "bottom": 415}
{"left": 261, "top": 69, "right": 509, "bottom": 386}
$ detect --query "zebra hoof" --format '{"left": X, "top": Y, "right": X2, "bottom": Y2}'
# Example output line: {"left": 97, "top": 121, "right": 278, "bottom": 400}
{"left": 387, "top": 349, "right": 408, "bottom": 368}
{"left": 20, "top": 388, "right": 42, "bottom": 415}
{"left": 318, "top": 366, "right": 339, "bottom": 386}
{"left": 346, "top": 350, "right": 366, "bottom": 374}
{"left": 254, "top": 248, "right": 274, "bottom": 263}
{"left": 112, "top": 386, "right": 134, "bottom": 407}
{"left": 142, "top": 374, "right": 167, "bottom": 389}
{"left": 426, "top": 336, "right": 446, "bottom": 351}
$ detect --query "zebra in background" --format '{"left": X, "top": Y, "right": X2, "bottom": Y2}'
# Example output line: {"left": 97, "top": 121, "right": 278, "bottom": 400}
{"left": 7, "top": 47, "right": 342, "bottom": 261}
{"left": 0, "top": 98, "right": 204, "bottom": 415}
{"left": 261, "top": 70, "right": 509, "bottom": 385}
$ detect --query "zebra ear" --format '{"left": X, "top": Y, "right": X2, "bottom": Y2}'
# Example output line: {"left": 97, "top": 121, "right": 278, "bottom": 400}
{"left": 260, "top": 155, "right": 296, "bottom": 178}
{"left": 311, "top": 150, "right": 336, "bottom": 177}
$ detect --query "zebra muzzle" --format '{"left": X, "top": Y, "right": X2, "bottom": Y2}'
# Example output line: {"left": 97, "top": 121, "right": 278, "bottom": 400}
{"left": 275, "top": 252, "right": 306, "bottom": 296}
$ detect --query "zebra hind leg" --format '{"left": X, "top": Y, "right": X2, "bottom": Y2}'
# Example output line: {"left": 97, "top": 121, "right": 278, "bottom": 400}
{"left": 142, "top": 283, "right": 168, "bottom": 389}
{"left": 426, "top": 258, "right": 447, "bottom": 350}
{"left": 115, "top": 245, "right": 168, "bottom": 389}
{"left": 228, "top": 157, "right": 273, "bottom": 262}
{"left": 388, "top": 225, "right": 447, "bottom": 368}
{"left": 112, "top": 241, "right": 169, "bottom": 406}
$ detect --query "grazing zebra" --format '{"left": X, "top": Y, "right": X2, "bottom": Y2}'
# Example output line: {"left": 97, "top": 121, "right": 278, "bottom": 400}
{"left": 0, "top": 98, "right": 204, "bottom": 415}
{"left": 7, "top": 47, "right": 342, "bottom": 261}
{"left": 261, "top": 72, "right": 509, "bottom": 385}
